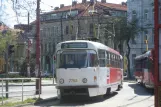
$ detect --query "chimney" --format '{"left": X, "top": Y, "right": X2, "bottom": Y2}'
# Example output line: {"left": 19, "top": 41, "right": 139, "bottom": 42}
{"left": 82, "top": 0, "right": 87, "bottom": 3}
{"left": 54, "top": 7, "right": 59, "bottom": 10}
{"left": 101, "top": 0, "right": 106, "bottom": 3}
{"left": 121, "top": 2, "right": 127, "bottom": 6}
{"left": 72, "top": 1, "right": 77, "bottom": 6}
{"left": 60, "top": 4, "right": 64, "bottom": 8}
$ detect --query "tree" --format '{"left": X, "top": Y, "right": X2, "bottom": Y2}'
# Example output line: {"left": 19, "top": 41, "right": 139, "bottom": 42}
{"left": 0, "top": 29, "right": 19, "bottom": 54}
{"left": 104, "top": 17, "right": 140, "bottom": 79}
{"left": 103, "top": 17, "right": 127, "bottom": 52}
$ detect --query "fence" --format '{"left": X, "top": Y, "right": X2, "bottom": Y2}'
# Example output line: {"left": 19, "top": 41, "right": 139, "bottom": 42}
{"left": 0, "top": 78, "right": 40, "bottom": 105}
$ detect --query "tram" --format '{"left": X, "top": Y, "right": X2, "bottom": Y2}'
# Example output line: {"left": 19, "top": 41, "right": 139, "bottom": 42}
{"left": 134, "top": 50, "right": 154, "bottom": 89}
{"left": 55, "top": 40, "right": 123, "bottom": 99}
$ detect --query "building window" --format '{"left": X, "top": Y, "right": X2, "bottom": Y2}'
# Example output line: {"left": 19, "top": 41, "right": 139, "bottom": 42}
{"left": 90, "top": 23, "right": 94, "bottom": 35}
{"left": 41, "top": 44, "right": 43, "bottom": 53}
{"left": 66, "top": 26, "right": 69, "bottom": 34}
{"left": 45, "top": 44, "right": 47, "bottom": 52}
{"left": 132, "top": 54, "right": 136, "bottom": 66}
{"left": 132, "top": 10, "right": 137, "bottom": 20}
{"left": 144, "top": 9, "right": 148, "bottom": 20}
{"left": 144, "top": 30, "right": 148, "bottom": 42}
{"left": 48, "top": 28, "right": 50, "bottom": 37}
{"left": 44, "top": 28, "right": 47, "bottom": 37}
{"left": 49, "top": 43, "right": 51, "bottom": 52}
{"left": 131, "top": 38, "right": 136, "bottom": 44}
{"left": 152, "top": 29, "right": 154, "bottom": 43}
{"left": 53, "top": 43, "right": 55, "bottom": 53}
{"left": 70, "top": 25, "right": 73, "bottom": 34}
{"left": 152, "top": 8, "right": 154, "bottom": 20}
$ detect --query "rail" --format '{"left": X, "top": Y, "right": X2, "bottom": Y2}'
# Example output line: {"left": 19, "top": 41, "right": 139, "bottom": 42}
{"left": 0, "top": 78, "right": 40, "bottom": 105}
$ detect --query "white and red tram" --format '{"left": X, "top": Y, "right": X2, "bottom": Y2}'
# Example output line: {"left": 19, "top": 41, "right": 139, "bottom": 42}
{"left": 55, "top": 40, "right": 123, "bottom": 99}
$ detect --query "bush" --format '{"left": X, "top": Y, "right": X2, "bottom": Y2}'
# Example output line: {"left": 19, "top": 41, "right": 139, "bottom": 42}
{"left": 8, "top": 74, "right": 31, "bottom": 82}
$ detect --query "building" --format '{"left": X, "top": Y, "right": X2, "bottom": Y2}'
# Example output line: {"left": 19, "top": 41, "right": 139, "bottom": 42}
{"left": 127, "top": 0, "right": 154, "bottom": 72}
{"left": 31, "top": 0, "right": 127, "bottom": 73}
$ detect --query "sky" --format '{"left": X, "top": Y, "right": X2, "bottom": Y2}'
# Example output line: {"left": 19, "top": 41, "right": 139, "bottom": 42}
{"left": 0, "top": 0, "right": 127, "bottom": 28}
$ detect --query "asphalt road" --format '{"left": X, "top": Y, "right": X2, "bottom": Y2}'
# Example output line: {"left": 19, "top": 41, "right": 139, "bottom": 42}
{"left": 23, "top": 82, "right": 154, "bottom": 107}
{"left": 0, "top": 85, "right": 57, "bottom": 99}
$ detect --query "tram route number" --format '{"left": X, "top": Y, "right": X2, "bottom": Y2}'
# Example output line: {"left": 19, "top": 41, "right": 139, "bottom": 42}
{"left": 69, "top": 79, "right": 78, "bottom": 82}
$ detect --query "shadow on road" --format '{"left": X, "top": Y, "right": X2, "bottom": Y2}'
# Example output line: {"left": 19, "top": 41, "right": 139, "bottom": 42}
{"left": 34, "top": 92, "right": 118, "bottom": 106}
{"left": 128, "top": 83, "right": 154, "bottom": 96}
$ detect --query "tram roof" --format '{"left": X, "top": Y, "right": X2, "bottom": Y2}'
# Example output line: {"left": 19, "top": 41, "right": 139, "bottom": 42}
{"left": 56, "top": 40, "right": 120, "bottom": 55}
{"left": 135, "top": 50, "right": 151, "bottom": 60}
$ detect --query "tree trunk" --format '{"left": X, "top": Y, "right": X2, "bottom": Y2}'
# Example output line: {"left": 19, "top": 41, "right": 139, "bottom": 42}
{"left": 126, "top": 39, "right": 131, "bottom": 79}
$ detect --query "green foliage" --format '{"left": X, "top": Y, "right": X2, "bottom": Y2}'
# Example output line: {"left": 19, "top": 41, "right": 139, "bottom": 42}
{"left": 0, "top": 97, "right": 7, "bottom": 101}
{"left": 0, "top": 29, "right": 18, "bottom": 53}
{"left": 104, "top": 17, "right": 140, "bottom": 50}
{"left": 19, "top": 53, "right": 36, "bottom": 77}
{"left": 104, "top": 17, "right": 140, "bottom": 79}
{"left": 0, "top": 98, "right": 38, "bottom": 107}
{"left": 103, "top": 17, "right": 127, "bottom": 50}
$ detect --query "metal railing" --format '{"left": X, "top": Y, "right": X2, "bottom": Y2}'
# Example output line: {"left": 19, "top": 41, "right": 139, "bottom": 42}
{"left": 0, "top": 78, "right": 40, "bottom": 105}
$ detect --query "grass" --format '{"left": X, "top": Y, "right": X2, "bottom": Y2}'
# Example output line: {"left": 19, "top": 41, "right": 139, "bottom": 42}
{"left": 42, "top": 77, "right": 53, "bottom": 80}
{"left": 0, "top": 97, "right": 7, "bottom": 101}
{"left": 0, "top": 98, "right": 41, "bottom": 107}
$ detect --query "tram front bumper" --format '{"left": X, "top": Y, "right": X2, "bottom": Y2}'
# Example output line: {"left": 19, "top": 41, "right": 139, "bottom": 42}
{"left": 56, "top": 85, "right": 99, "bottom": 89}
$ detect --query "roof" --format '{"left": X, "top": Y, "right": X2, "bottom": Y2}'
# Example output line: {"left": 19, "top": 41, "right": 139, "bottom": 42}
{"left": 53, "top": 2, "right": 127, "bottom": 13}
{"left": 30, "top": 1, "right": 127, "bottom": 24}
{"left": 57, "top": 40, "right": 120, "bottom": 55}
{"left": 0, "top": 24, "right": 9, "bottom": 31}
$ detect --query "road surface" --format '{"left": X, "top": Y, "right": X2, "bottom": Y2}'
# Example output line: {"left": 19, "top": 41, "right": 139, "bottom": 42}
{"left": 23, "top": 82, "right": 154, "bottom": 107}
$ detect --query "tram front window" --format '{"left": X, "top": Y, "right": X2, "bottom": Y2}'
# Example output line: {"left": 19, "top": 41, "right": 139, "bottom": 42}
{"left": 58, "top": 50, "right": 88, "bottom": 68}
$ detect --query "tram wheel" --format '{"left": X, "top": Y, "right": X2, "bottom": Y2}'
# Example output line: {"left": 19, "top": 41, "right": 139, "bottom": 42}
{"left": 105, "top": 88, "right": 111, "bottom": 95}
{"left": 116, "top": 85, "right": 121, "bottom": 91}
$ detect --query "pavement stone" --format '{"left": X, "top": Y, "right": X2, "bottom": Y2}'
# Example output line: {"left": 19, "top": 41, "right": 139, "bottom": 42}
{"left": 0, "top": 80, "right": 57, "bottom": 106}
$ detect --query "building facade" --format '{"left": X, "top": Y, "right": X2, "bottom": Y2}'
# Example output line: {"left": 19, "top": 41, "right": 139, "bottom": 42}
{"left": 127, "top": 0, "right": 154, "bottom": 71}
{"left": 31, "top": 0, "right": 127, "bottom": 74}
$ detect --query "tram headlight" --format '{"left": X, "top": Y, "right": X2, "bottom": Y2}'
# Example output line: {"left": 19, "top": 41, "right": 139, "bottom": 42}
{"left": 82, "top": 78, "right": 87, "bottom": 83}
{"left": 59, "top": 78, "right": 64, "bottom": 84}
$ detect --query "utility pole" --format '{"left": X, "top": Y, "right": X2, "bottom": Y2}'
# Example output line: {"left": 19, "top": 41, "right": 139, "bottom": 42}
{"left": 5, "top": 42, "right": 9, "bottom": 98}
{"left": 36, "top": 0, "right": 41, "bottom": 94}
{"left": 60, "top": 14, "right": 63, "bottom": 41}
{"left": 27, "top": 12, "right": 31, "bottom": 77}
{"left": 28, "top": 12, "right": 30, "bottom": 32}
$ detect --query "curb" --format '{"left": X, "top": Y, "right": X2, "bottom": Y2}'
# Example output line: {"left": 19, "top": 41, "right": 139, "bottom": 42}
{"left": 123, "top": 80, "right": 136, "bottom": 83}
{"left": 0, "top": 84, "right": 57, "bottom": 87}
{"left": 34, "top": 97, "right": 58, "bottom": 104}
{"left": 13, "top": 97, "right": 58, "bottom": 107}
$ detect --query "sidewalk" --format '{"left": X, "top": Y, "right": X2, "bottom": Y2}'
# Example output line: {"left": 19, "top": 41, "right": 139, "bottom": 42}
{"left": 0, "top": 80, "right": 58, "bottom": 106}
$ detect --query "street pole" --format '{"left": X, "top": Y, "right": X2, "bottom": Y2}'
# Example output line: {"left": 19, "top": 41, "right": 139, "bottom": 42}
{"left": 112, "top": 23, "right": 115, "bottom": 49}
{"left": 5, "top": 42, "right": 9, "bottom": 98}
{"left": 28, "top": 12, "right": 30, "bottom": 32}
{"left": 27, "top": 12, "right": 30, "bottom": 77}
{"left": 36, "top": 0, "right": 41, "bottom": 94}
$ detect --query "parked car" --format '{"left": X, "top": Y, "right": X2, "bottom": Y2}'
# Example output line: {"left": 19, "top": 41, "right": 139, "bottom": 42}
{"left": 41, "top": 72, "right": 51, "bottom": 78}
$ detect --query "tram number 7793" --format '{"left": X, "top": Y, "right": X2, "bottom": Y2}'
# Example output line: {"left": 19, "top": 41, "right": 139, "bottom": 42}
{"left": 69, "top": 79, "right": 78, "bottom": 83}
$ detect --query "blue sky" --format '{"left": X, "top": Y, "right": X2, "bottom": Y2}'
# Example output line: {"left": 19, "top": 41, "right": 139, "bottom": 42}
{"left": 0, "top": 0, "right": 127, "bottom": 28}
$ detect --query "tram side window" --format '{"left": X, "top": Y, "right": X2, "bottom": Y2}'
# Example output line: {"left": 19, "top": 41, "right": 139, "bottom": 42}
{"left": 118, "top": 56, "right": 120, "bottom": 68}
{"left": 111, "top": 53, "right": 114, "bottom": 67}
{"left": 89, "top": 50, "right": 98, "bottom": 67}
{"left": 113, "top": 54, "right": 116, "bottom": 67}
{"left": 116, "top": 55, "right": 118, "bottom": 68}
{"left": 106, "top": 51, "right": 110, "bottom": 66}
{"left": 98, "top": 49, "right": 106, "bottom": 67}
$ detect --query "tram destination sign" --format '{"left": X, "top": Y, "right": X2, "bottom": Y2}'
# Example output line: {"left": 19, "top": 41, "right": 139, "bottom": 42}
{"left": 61, "top": 42, "right": 88, "bottom": 49}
